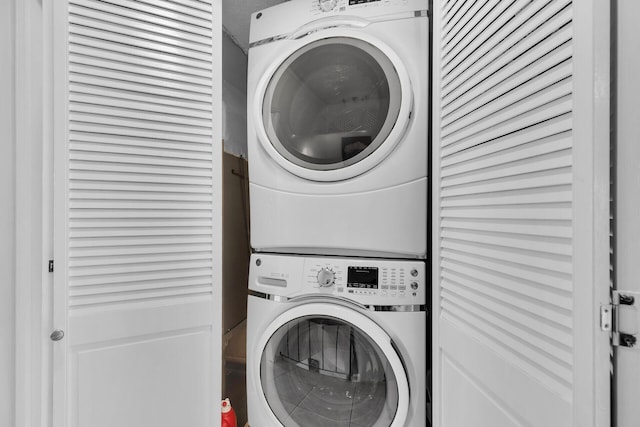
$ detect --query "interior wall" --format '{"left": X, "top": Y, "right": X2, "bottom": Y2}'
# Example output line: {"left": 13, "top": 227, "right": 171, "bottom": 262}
{"left": 0, "top": 0, "right": 16, "bottom": 425}
{"left": 615, "top": 1, "right": 640, "bottom": 426}
{"left": 222, "top": 31, "right": 248, "bottom": 158}
{"left": 220, "top": 24, "right": 250, "bottom": 427}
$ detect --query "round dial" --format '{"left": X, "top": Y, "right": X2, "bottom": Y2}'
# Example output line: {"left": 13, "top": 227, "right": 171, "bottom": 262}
{"left": 317, "top": 268, "right": 336, "bottom": 287}
{"left": 319, "top": 0, "right": 337, "bottom": 12}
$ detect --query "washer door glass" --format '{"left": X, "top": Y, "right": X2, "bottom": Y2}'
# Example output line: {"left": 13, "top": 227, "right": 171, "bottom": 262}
{"left": 260, "top": 315, "right": 400, "bottom": 426}
{"left": 262, "top": 37, "right": 402, "bottom": 171}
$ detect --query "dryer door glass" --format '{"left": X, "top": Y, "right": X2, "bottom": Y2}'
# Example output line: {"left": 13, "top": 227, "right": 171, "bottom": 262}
{"left": 263, "top": 37, "right": 402, "bottom": 171}
{"left": 260, "top": 315, "right": 400, "bottom": 426}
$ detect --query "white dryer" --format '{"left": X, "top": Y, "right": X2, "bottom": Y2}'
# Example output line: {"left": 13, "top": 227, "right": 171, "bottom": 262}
{"left": 246, "top": 253, "right": 427, "bottom": 426}
{"left": 247, "top": 0, "right": 429, "bottom": 258}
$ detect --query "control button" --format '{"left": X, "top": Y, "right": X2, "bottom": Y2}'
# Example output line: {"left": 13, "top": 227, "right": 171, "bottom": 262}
{"left": 399, "top": 285, "right": 406, "bottom": 291}
{"left": 390, "top": 285, "right": 398, "bottom": 291}
{"left": 410, "top": 282, "right": 419, "bottom": 290}
{"left": 391, "top": 292, "right": 397, "bottom": 297}
{"left": 381, "top": 291, "right": 388, "bottom": 296}
{"left": 410, "top": 269, "right": 418, "bottom": 277}
{"left": 399, "top": 291, "right": 405, "bottom": 297}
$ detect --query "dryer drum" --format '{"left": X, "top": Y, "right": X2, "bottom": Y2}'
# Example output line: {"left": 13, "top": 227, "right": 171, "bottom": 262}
{"left": 332, "top": 108, "right": 378, "bottom": 132}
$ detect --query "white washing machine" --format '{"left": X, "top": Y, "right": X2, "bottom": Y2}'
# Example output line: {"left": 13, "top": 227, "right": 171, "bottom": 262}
{"left": 247, "top": 253, "right": 427, "bottom": 426}
{"left": 247, "top": 0, "right": 429, "bottom": 259}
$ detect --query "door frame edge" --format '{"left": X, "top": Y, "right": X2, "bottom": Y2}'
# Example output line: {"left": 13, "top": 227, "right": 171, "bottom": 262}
{"left": 14, "top": 0, "right": 53, "bottom": 426}
{"left": 572, "top": 0, "right": 612, "bottom": 425}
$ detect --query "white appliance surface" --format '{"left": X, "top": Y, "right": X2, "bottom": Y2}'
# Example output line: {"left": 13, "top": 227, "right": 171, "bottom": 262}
{"left": 246, "top": 253, "right": 427, "bottom": 426}
{"left": 247, "top": 0, "right": 429, "bottom": 258}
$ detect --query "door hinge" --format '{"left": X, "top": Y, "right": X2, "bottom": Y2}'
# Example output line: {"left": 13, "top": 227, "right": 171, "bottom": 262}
{"left": 603, "top": 291, "right": 640, "bottom": 349}
{"left": 48, "top": 260, "right": 54, "bottom": 273}
{"left": 600, "top": 305, "right": 612, "bottom": 331}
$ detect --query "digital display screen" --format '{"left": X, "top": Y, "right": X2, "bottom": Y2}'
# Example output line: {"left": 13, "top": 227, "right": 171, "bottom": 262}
{"left": 349, "top": 0, "right": 381, "bottom": 5}
{"left": 347, "top": 266, "right": 379, "bottom": 289}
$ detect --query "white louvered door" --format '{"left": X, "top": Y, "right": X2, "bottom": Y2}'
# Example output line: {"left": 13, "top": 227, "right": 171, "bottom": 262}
{"left": 432, "top": 1, "right": 610, "bottom": 427}
{"left": 50, "top": 1, "right": 222, "bottom": 426}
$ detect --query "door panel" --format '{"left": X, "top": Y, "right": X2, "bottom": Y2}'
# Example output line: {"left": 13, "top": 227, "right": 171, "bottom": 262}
{"left": 432, "top": 1, "right": 610, "bottom": 426}
{"left": 51, "top": 0, "right": 221, "bottom": 426}
{"left": 73, "top": 328, "right": 211, "bottom": 427}
{"left": 440, "top": 318, "right": 570, "bottom": 426}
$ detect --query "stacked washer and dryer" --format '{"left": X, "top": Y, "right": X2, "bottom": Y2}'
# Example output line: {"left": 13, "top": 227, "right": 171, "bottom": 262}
{"left": 245, "top": 0, "right": 429, "bottom": 425}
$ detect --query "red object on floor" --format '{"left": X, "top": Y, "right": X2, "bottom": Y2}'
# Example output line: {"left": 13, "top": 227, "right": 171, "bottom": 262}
{"left": 221, "top": 398, "right": 237, "bottom": 427}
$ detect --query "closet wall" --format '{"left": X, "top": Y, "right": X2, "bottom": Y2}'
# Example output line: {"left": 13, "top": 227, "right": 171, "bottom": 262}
{"left": 221, "top": 28, "right": 250, "bottom": 427}
{"left": 221, "top": 31, "right": 249, "bottom": 332}
{"left": 222, "top": 32, "right": 248, "bottom": 158}
{"left": 0, "top": 0, "right": 16, "bottom": 425}
{"left": 615, "top": 1, "right": 640, "bottom": 425}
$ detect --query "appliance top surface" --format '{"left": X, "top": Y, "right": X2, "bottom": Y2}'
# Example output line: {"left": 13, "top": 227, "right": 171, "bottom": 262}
{"left": 249, "top": 253, "right": 427, "bottom": 306}
{"left": 249, "top": 0, "right": 428, "bottom": 44}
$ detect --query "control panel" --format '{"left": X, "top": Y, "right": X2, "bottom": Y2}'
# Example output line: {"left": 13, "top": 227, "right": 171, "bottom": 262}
{"left": 310, "top": 0, "right": 410, "bottom": 15}
{"left": 250, "top": 253, "right": 426, "bottom": 306}
{"left": 250, "top": 0, "right": 426, "bottom": 45}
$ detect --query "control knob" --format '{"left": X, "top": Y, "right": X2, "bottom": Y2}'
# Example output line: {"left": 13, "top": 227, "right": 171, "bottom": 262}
{"left": 317, "top": 268, "right": 336, "bottom": 287}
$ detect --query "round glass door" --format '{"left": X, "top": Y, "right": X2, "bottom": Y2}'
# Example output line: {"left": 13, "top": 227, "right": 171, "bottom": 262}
{"left": 262, "top": 37, "right": 403, "bottom": 171}
{"left": 260, "top": 315, "right": 401, "bottom": 427}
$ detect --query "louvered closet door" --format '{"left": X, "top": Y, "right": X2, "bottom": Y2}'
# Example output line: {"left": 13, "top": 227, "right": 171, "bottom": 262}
{"left": 50, "top": 1, "right": 221, "bottom": 426}
{"left": 432, "top": 1, "right": 610, "bottom": 426}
